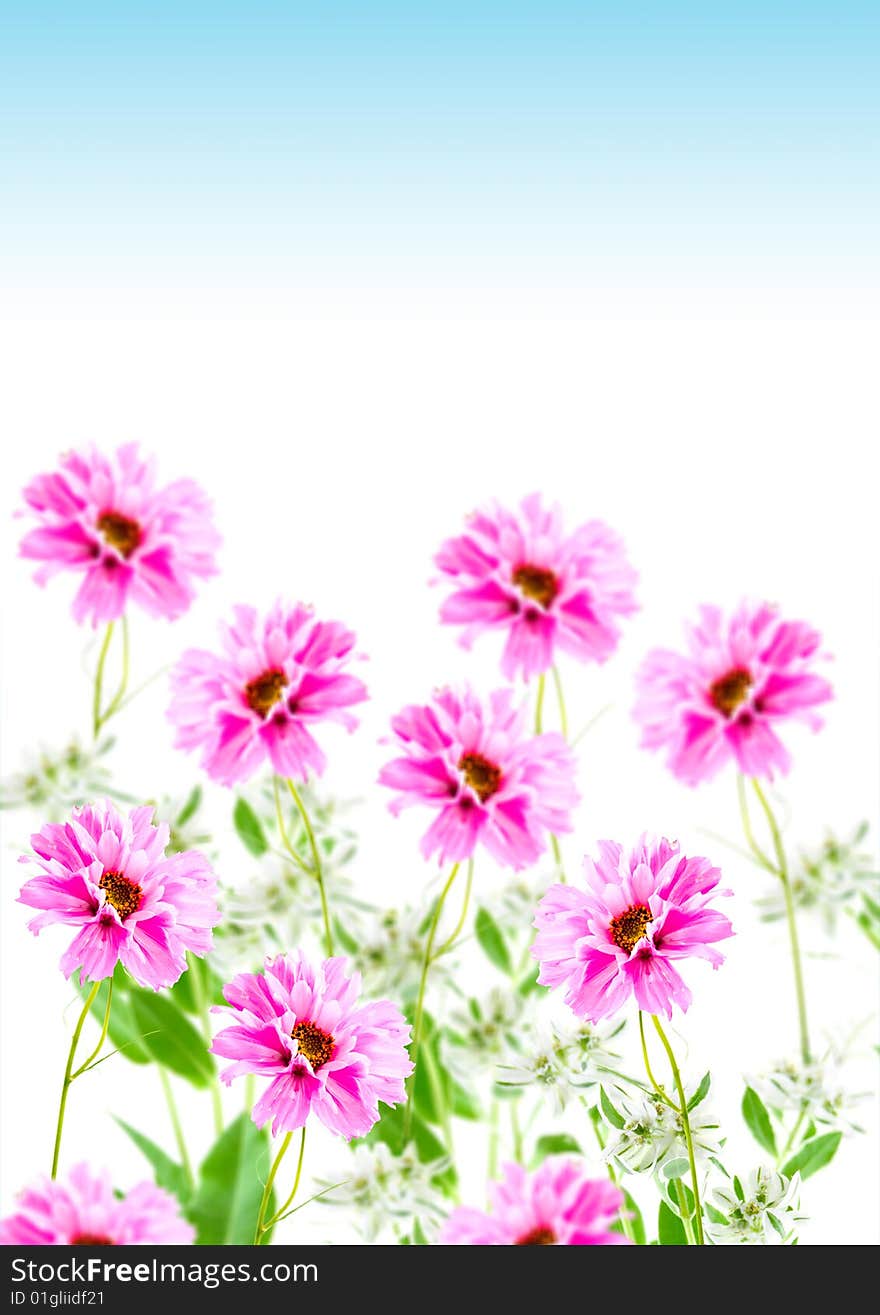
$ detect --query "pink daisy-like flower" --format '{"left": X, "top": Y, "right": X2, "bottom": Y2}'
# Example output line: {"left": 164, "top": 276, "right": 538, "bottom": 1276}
{"left": 439, "top": 1159, "right": 629, "bottom": 1246}
{"left": 0, "top": 1164, "right": 193, "bottom": 1245}
{"left": 634, "top": 601, "right": 833, "bottom": 785}
{"left": 211, "top": 952, "right": 412, "bottom": 1140}
{"left": 168, "top": 601, "right": 368, "bottom": 787}
{"left": 435, "top": 493, "right": 638, "bottom": 680}
{"left": 18, "top": 800, "right": 220, "bottom": 990}
{"left": 532, "top": 837, "right": 733, "bottom": 1021}
{"left": 378, "top": 685, "right": 579, "bottom": 869}
{"left": 19, "top": 443, "right": 220, "bottom": 627}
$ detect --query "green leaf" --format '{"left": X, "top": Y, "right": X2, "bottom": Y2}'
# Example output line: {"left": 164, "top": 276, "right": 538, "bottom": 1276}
{"left": 130, "top": 992, "right": 215, "bottom": 1088}
{"left": 687, "top": 1071, "right": 712, "bottom": 1111}
{"left": 666, "top": 1179, "right": 695, "bottom": 1217}
{"left": 782, "top": 1131, "right": 842, "bottom": 1181}
{"left": 332, "top": 918, "right": 359, "bottom": 955}
{"left": 413, "top": 1030, "right": 450, "bottom": 1126}
{"left": 474, "top": 908, "right": 513, "bottom": 975}
{"left": 233, "top": 797, "right": 269, "bottom": 857}
{"left": 532, "top": 1133, "right": 582, "bottom": 1164}
{"left": 599, "top": 1086, "right": 625, "bottom": 1129}
{"left": 741, "top": 1086, "right": 777, "bottom": 1156}
{"left": 411, "top": 1218, "right": 429, "bottom": 1245}
{"left": 363, "top": 1104, "right": 455, "bottom": 1192}
{"left": 115, "top": 1119, "right": 191, "bottom": 1205}
{"left": 189, "top": 1114, "right": 274, "bottom": 1245}
{"left": 79, "top": 967, "right": 150, "bottom": 1065}
{"left": 449, "top": 1078, "right": 481, "bottom": 1121}
{"left": 620, "top": 1189, "right": 646, "bottom": 1246}
{"left": 658, "top": 1200, "right": 687, "bottom": 1245}
{"left": 176, "top": 785, "right": 203, "bottom": 827}
{"left": 660, "top": 1157, "right": 691, "bottom": 1181}
{"left": 516, "top": 966, "right": 542, "bottom": 996}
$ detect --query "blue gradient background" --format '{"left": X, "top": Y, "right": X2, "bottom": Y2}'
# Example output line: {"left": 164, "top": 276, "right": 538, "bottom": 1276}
{"left": 1, "top": 1, "right": 877, "bottom": 290}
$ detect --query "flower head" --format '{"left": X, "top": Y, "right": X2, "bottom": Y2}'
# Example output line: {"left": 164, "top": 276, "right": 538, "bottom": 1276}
{"left": 753, "top": 1045, "right": 868, "bottom": 1136}
{"left": 496, "top": 1014, "right": 624, "bottom": 1114}
{"left": 532, "top": 837, "right": 733, "bottom": 1021}
{"left": 316, "top": 1143, "right": 448, "bottom": 1243}
{"left": 379, "top": 686, "right": 578, "bottom": 868}
{"left": 708, "top": 1167, "right": 804, "bottom": 1245}
{"left": 211, "top": 951, "right": 413, "bottom": 1140}
{"left": 439, "top": 1159, "right": 629, "bottom": 1245}
{"left": 169, "top": 602, "right": 368, "bottom": 787}
{"left": 634, "top": 601, "right": 832, "bottom": 785}
{"left": 19, "top": 443, "right": 220, "bottom": 626}
{"left": 602, "top": 1085, "right": 720, "bottom": 1176}
{"left": 435, "top": 494, "right": 638, "bottom": 680}
{"left": 18, "top": 800, "right": 219, "bottom": 989}
{"left": 0, "top": 1165, "right": 193, "bottom": 1245}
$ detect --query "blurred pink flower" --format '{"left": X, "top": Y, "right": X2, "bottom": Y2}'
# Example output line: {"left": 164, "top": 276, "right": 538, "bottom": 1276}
{"left": 435, "top": 493, "right": 638, "bottom": 680}
{"left": 19, "top": 443, "right": 220, "bottom": 626}
{"left": 533, "top": 837, "right": 733, "bottom": 1021}
{"left": 168, "top": 601, "right": 367, "bottom": 787}
{"left": 439, "top": 1159, "right": 629, "bottom": 1245}
{"left": 634, "top": 601, "right": 832, "bottom": 784}
{"left": 18, "top": 800, "right": 219, "bottom": 990}
{"left": 212, "top": 951, "right": 412, "bottom": 1140}
{"left": 0, "top": 1164, "right": 193, "bottom": 1245}
{"left": 379, "top": 685, "right": 578, "bottom": 868}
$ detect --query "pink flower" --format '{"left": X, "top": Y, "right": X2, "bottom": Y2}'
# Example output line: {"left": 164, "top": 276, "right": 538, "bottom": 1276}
{"left": 533, "top": 837, "right": 733, "bottom": 1021}
{"left": 378, "top": 686, "right": 579, "bottom": 869}
{"left": 19, "top": 443, "right": 220, "bottom": 627}
{"left": 439, "top": 1159, "right": 629, "bottom": 1245}
{"left": 435, "top": 493, "right": 638, "bottom": 680}
{"left": 634, "top": 601, "right": 833, "bottom": 785}
{"left": 211, "top": 952, "right": 413, "bottom": 1140}
{"left": 0, "top": 1164, "right": 193, "bottom": 1245}
{"left": 18, "top": 800, "right": 220, "bottom": 990}
{"left": 168, "top": 601, "right": 367, "bottom": 787}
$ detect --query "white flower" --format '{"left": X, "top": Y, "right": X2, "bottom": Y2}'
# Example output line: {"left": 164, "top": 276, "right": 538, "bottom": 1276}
{"left": 0, "top": 737, "right": 120, "bottom": 816}
{"left": 348, "top": 905, "right": 456, "bottom": 1002}
{"left": 496, "top": 1016, "right": 623, "bottom": 1114}
{"left": 755, "top": 823, "right": 878, "bottom": 935}
{"left": 484, "top": 867, "right": 555, "bottom": 943}
{"left": 446, "top": 987, "right": 526, "bottom": 1080}
{"left": 603, "top": 1084, "right": 721, "bottom": 1176}
{"left": 314, "top": 1143, "right": 448, "bottom": 1243}
{"left": 753, "top": 1044, "right": 868, "bottom": 1136}
{"left": 708, "top": 1168, "right": 804, "bottom": 1245}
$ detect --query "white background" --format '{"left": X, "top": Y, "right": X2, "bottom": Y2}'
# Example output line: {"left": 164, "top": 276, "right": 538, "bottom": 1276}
{"left": 1, "top": 286, "right": 877, "bottom": 1243}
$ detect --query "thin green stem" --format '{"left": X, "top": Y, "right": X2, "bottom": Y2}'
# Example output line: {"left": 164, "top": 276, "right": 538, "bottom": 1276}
{"left": 159, "top": 1067, "right": 194, "bottom": 1190}
{"left": 91, "top": 623, "right": 115, "bottom": 739}
{"left": 51, "top": 982, "right": 100, "bottom": 1177}
{"left": 550, "top": 833, "right": 566, "bottom": 884}
{"left": 188, "top": 954, "right": 223, "bottom": 1135}
{"left": 510, "top": 1101, "right": 523, "bottom": 1164}
{"left": 272, "top": 776, "right": 311, "bottom": 874}
{"left": 403, "top": 863, "right": 461, "bottom": 1142}
{"left": 263, "top": 1128, "right": 307, "bottom": 1232}
{"left": 254, "top": 1131, "right": 293, "bottom": 1245}
{"left": 487, "top": 1097, "right": 499, "bottom": 1180}
{"left": 637, "top": 1011, "right": 677, "bottom": 1110}
{"left": 551, "top": 664, "right": 568, "bottom": 739}
{"left": 436, "top": 858, "right": 474, "bottom": 957}
{"left": 421, "top": 1030, "right": 456, "bottom": 1177}
{"left": 286, "top": 778, "right": 333, "bottom": 957}
{"left": 780, "top": 1104, "right": 808, "bottom": 1164}
{"left": 71, "top": 980, "right": 113, "bottom": 1079}
{"left": 651, "top": 1015, "right": 704, "bottom": 1246}
{"left": 100, "top": 616, "right": 130, "bottom": 727}
{"left": 674, "top": 1179, "right": 696, "bottom": 1245}
{"left": 751, "top": 778, "right": 811, "bottom": 1064}
{"left": 534, "top": 673, "right": 546, "bottom": 734}
{"left": 736, "top": 774, "right": 775, "bottom": 874}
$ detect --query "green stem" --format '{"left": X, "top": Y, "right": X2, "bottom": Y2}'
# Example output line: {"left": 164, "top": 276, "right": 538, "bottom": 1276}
{"left": 751, "top": 778, "right": 811, "bottom": 1064}
{"left": 71, "top": 980, "right": 113, "bottom": 1079}
{"left": 550, "top": 833, "right": 566, "bottom": 884}
{"left": 91, "top": 623, "right": 115, "bottom": 739}
{"left": 674, "top": 1178, "right": 696, "bottom": 1245}
{"left": 421, "top": 1030, "right": 456, "bottom": 1177}
{"left": 188, "top": 954, "right": 223, "bottom": 1135}
{"left": 487, "top": 1097, "right": 499, "bottom": 1180}
{"left": 435, "top": 858, "right": 474, "bottom": 957}
{"left": 51, "top": 982, "right": 100, "bottom": 1177}
{"left": 272, "top": 776, "right": 311, "bottom": 874}
{"left": 100, "top": 616, "right": 130, "bottom": 727}
{"left": 510, "top": 1101, "right": 523, "bottom": 1164}
{"left": 780, "top": 1104, "right": 808, "bottom": 1164}
{"left": 534, "top": 673, "right": 546, "bottom": 734}
{"left": 736, "top": 774, "right": 775, "bottom": 874}
{"left": 159, "top": 1067, "right": 194, "bottom": 1190}
{"left": 590, "top": 1111, "right": 636, "bottom": 1243}
{"left": 286, "top": 778, "right": 333, "bottom": 957}
{"left": 551, "top": 664, "right": 568, "bottom": 739}
{"left": 403, "top": 863, "right": 461, "bottom": 1142}
{"left": 254, "top": 1131, "right": 293, "bottom": 1245}
{"left": 651, "top": 1015, "right": 704, "bottom": 1246}
{"left": 637, "top": 1011, "right": 677, "bottom": 1110}
{"left": 262, "top": 1128, "right": 307, "bottom": 1233}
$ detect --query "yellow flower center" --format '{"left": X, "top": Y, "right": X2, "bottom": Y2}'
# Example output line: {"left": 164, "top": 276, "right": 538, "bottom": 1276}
{"left": 609, "top": 903, "right": 652, "bottom": 954}
{"left": 709, "top": 667, "right": 753, "bottom": 718}
{"left": 292, "top": 1020, "right": 335, "bottom": 1071}
{"left": 515, "top": 1226, "right": 557, "bottom": 1245}
{"left": 245, "top": 669, "right": 286, "bottom": 718}
{"left": 99, "top": 870, "right": 142, "bottom": 920}
{"left": 512, "top": 564, "right": 559, "bottom": 610}
{"left": 96, "top": 511, "right": 141, "bottom": 559}
{"left": 459, "top": 752, "right": 502, "bottom": 803}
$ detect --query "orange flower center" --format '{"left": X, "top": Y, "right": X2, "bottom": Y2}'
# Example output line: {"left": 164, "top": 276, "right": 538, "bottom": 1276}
{"left": 512, "top": 564, "right": 559, "bottom": 610}
{"left": 458, "top": 752, "right": 502, "bottom": 803}
{"left": 245, "top": 669, "right": 286, "bottom": 718}
{"left": 709, "top": 667, "right": 753, "bottom": 718}
{"left": 97, "top": 511, "right": 141, "bottom": 559}
{"left": 292, "top": 1020, "right": 335, "bottom": 1071}
{"left": 515, "top": 1226, "right": 557, "bottom": 1245}
{"left": 71, "top": 1234, "right": 115, "bottom": 1245}
{"left": 609, "top": 903, "right": 652, "bottom": 954}
{"left": 99, "top": 870, "right": 142, "bottom": 920}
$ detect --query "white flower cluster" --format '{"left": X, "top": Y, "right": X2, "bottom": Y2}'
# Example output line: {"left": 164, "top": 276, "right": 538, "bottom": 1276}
{"left": 753, "top": 1046, "right": 868, "bottom": 1136}
{"left": 315, "top": 1143, "right": 449, "bottom": 1243}
{"left": 496, "top": 1015, "right": 625, "bottom": 1114}
{"left": 602, "top": 1085, "right": 721, "bottom": 1176}
{"left": 755, "top": 823, "right": 878, "bottom": 935}
{"left": 707, "top": 1168, "right": 804, "bottom": 1245}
